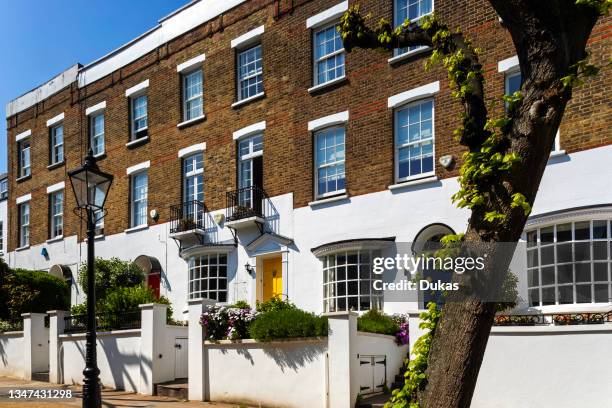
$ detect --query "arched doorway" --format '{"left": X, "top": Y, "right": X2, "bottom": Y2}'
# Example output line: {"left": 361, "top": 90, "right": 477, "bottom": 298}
{"left": 413, "top": 224, "right": 455, "bottom": 307}
{"left": 133, "top": 255, "right": 163, "bottom": 298}
{"left": 49, "top": 264, "right": 73, "bottom": 287}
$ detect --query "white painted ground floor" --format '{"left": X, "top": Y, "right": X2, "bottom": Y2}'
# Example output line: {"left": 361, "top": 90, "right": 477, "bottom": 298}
{"left": 6, "top": 145, "right": 612, "bottom": 319}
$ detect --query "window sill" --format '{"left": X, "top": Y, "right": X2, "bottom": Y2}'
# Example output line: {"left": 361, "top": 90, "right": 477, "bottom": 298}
{"left": 388, "top": 174, "right": 439, "bottom": 191}
{"left": 16, "top": 175, "right": 31, "bottom": 183}
{"left": 231, "top": 92, "right": 265, "bottom": 109}
{"left": 388, "top": 47, "right": 431, "bottom": 65}
{"left": 47, "top": 161, "right": 64, "bottom": 170}
{"left": 177, "top": 115, "right": 206, "bottom": 129}
{"left": 308, "top": 76, "right": 347, "bottom": 94}
{"left": 549, "top": 149, "right": 566, "bottom": 158}
{"left": 15, "top": 245, "right": 30, "bottom": 252}
{"left": 46, "top": 236, "right": 64, "bottom": 244}
{"left": 124, "top": 225, "right": 148, "bottom": 234}
{"left": 308, "top": 193, "right": 349, "bottom": 207}
{"left": 126, "top": 136, "right": 149, "bottom": 148}
{"left": 93, "top": 152, "right": 106, "bottom": 160}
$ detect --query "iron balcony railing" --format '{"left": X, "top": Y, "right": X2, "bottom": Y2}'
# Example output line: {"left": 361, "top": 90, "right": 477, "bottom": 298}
{"left": 226, "top": 185, "right": 267, "bottom": 222}
{"left": 493, "top": 309, "right": 612, "bottom": 326}
{"left": 63, "top": 310, "right": 142, "bottom": 334}
{"left": 169, "top": 200, "right": 207, "bottom": 235}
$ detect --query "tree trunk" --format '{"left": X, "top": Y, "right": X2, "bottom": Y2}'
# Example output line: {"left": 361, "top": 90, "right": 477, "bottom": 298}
{"left": 418, "top": 2, "right": 601, "bottom": 407}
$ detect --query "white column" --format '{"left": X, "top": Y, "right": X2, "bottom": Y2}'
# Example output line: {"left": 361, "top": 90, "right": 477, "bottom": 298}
{"left": 324, "top": 311, "right": 359, "bottom": 408}
{"left": 281, "top": 249, "right": 289, "bottom": 300}
{"left": 188, "top": 298, "right": 206, "bottom": 401}
{"left": 47, "top": 310, "right": 68, "bottom": 383}
{"left": 21, "top": 313, "right": 48, "bottom": 380}
{"left": 139, "top": 303, "right": 167, "bottom": 395}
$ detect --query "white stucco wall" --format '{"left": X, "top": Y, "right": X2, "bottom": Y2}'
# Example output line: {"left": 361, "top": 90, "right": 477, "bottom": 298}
{"left": 204, "top": 339, "right": 328, "bottom": 408}
{"left": 0, "top": 198, "right": 6, "bottom": 260}
{"left": 472, "top": 325, "right": 612, "bottom": 408}
{"left": 0, "top": 332, "right": 24, "bottom": 378}
{"left": 60, "top": 330, "right": 142, "bottom": 392}
{"left": 6, "top": 145, "right": 612, "bottom": 319}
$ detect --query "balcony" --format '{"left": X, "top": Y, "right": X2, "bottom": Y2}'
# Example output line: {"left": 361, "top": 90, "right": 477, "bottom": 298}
{"left": 226, "top": 185, "right": 267, "bottom": 230}
{"left": 169, "top": 200, "right": 207, "bottom": 243}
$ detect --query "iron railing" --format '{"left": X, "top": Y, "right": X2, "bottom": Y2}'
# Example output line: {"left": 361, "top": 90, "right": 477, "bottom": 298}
{"left": 63, "top": 310, "right": 142, "bottom": 334}
{"left": 226, "top": 185, "right": 267, "bottom": 222}
{"left": 169, "top": 200, "right": 207, "bottom": 234}
{"left": 493, "top": 310, "right": 612, "bottom": 326}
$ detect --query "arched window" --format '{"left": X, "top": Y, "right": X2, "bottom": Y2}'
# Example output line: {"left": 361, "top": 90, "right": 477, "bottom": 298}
{"left": 413, "top": 224, "right": 455, "bottom": 307}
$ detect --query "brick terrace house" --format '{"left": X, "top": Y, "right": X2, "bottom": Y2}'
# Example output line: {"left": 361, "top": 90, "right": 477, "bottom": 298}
{"left": 4, "top": 0, "right": 611, "bottom": 317}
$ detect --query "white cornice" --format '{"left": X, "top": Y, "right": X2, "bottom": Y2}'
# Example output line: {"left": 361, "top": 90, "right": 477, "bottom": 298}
{"left": 126, "top": 161, "right": 150, "bottom": 175}
{"left": 16, "top": 193, "right": 32, "bottom": 204}
{"left": 178, "top": 143, "right": 207, "bottom": 158}
{"left": 176, "top": 54, "right": 206, "bottom": 73}
{"left": 306, "top": 1, "right": 348, "bottom": 28}
{"left": 46, "top": 182, "right": 65, "bottom": 194}
{"left": 46, "top": 113, "right": 64, "bottom": 127}
{"left": 15, "top": 129, "right": 31, "bottom": 142}
{"left": 498, "top": 55, "right": 519, "bottom": 73}
{"left": 125, "top": 80, "right": 149, "bottom": 97}
{"left": 85, "top": 101, "right": 106, "bottom": 116}
{"left": 231, "top": 25, "right": 265, "bottom": 49}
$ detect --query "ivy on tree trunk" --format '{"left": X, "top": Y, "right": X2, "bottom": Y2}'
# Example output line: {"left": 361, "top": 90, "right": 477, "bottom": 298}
{"left": 339, "top": 1, "right": 608, "bottom": 407}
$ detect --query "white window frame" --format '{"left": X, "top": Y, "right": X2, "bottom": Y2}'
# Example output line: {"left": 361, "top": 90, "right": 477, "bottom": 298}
{"left": 89, "top": 113, "right": 105, "bottom": 157}
{"left": 392, "top": 0, "right": 434, "bottom": 61}
{"left": 183, "top": 153, "right": 204, "bottom": 203}
{"left": 50, "top": 123, "right": 64, "bottom": 165}
{"left": 525, "top": 219, "right": 612, "bottom": 307}
{"left": 18, "top": 201, "right": 30, "bottom": 248}
{"left": 130, "top": 171, "right": 148, "bottom": 228}
{"left": 0, "top": 179, "right": 7, "bottom": 200}
{"left": 49, "top": 190, "right": 64, "bottom": 239}
{"left": 188, "top": 253, "right": 229, "bottom": 302}
{"left": 238, "top": 134, "right": 263, "bottom": 187}
{"left": 0, "top": 221, "right": 3, "bottom": 253}
{"left": 236, "top": 44, "right": 264, "bottom": 102}
{"left": 312, "top": 21, "right": 346, "bottom": 87}
{"left": 130, "top": 93, "right": 148, "bottom": 140}
{"left": 322, "top": 249, "right": 383, "bottom": 312}
{"left": 18, "top": 139, "right": 31, "bottom": 178}
{"left": 394, "top": 98, "right": 436, "bottom": 183}
{"left": 182, "top": 69, "right": 204, "bottom": 121}
{"left": 314, "top": 126, "right": 346, "bottom": 199}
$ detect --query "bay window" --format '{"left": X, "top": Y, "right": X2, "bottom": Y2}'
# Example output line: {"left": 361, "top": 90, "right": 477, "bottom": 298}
{"left": 323, "top": 249, "right": 383, "bottom": 312}
{"left": 188, "top": 253, "right": 228, "bottom": 302}
{"left": 526, "top": 220, "right": 611, "bottom": 306}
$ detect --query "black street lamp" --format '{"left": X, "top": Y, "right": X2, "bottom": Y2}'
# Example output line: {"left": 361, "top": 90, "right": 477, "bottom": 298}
{"left": 68, "top": 149, "right": 113, "bottom": 408}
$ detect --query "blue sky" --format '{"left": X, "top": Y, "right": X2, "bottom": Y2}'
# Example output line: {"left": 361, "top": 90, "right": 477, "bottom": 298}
{"left": 0, "top": 0, "right": 190, "bottom": 173}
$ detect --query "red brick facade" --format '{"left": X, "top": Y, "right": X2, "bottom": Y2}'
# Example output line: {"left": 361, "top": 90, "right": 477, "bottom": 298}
{"left": 5, "top": 0, "right": 611, "bottom": 252}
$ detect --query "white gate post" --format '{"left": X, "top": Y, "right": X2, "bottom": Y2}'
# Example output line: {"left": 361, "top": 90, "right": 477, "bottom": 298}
{"left": 47, "top": 310, "right": 68, "bottom": 383}
{"left": 21, "top": 313, "right": 48, "bottom": 380}
{"left": 324, "top": 311, "right": 359, "bottom": 408}
{"left": 139, "top": 303, "right": 167, "bottom": 395}
{"left": 188, "top": 298, "right": 206, "bottom": 401}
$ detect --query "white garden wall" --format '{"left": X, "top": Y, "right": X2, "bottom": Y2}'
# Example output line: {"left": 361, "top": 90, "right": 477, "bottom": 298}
{"left": 0, "top": 332, "right": 24, "bottom": 378}
{"left": 356, "top": 332, "right": 409, "bottom": 392}
{"left": 472, "top": 325, "right": 612, "bottom": 408}
{"left": 205, "top": 338, "right": 328, "bottom": 408}
{"left": 60, "top": 330, "right": 142, "bottom": 392}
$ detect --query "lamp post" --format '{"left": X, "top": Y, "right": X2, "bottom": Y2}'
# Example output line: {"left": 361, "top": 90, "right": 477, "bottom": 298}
{"left": 68, "top": 149, "right": 113, "bottom": 408}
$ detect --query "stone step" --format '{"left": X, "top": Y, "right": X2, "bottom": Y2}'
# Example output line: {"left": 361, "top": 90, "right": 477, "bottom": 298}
{"left": 155, "top": 379, "right": 188, "bottom": 400}
{"left": 31, "top": 372, "right": 49, "bottom": 382}
{"left": 356, "top": 392, "right": 391, "bottom": 408}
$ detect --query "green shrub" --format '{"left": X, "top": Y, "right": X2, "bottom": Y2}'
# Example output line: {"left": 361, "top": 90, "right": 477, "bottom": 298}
{"left": 0, "top": 319, "right": 23, "bottom": 332}
{"left": 1, "top": 268, "right": 70, "bottom": 321}
{"left": 101, "top": 286, "right": 172, "bottom": 320}
{"left": 78, "top": 257, "right": 144, "bottom": 301}
{"left": 231, "top": 300, "right": 251, "bottom": 310}
{"left": 249, "top": 309, "right": 328, "bottom": 341}
{"left": 357, "top": 309, "right": 399, "bottom": 336}
{"left": 70, "top": 303, "right": 87, "bottom": 316}
{"left": 255, "top": 297, "right": 297, "bottom": 313}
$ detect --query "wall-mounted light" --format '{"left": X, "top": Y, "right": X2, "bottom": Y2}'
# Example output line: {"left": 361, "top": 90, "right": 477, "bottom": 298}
{"left": 245, "top": 263, "right": 255, "bottom": 276}
{"left": 150, "top": 209, "right": 159, "bottom": 222}
{"left": 41, "top": 247, "right": 49, "bottom": 259}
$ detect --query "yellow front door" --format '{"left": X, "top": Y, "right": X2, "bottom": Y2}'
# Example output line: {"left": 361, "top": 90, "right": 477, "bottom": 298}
{"left": 262, "top": 257, "right": 283, "bottom": 301}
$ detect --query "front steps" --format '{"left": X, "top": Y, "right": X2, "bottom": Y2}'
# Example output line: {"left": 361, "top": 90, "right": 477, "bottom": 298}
{"left": 154, "top": 378, "right": 188, "bottom": 400}
{"left": 31, "top": 372, "right": 49, "bottom": 382}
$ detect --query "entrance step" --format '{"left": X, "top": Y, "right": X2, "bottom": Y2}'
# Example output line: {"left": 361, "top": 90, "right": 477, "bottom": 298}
{"left": 155, "top": 378, "right": 188, "bottom": 400}
{"left": 356, "top": 392, "right": 391, "bottom": 408}
{"left": 31, "top": 372, "right": 49, "bottom": 382}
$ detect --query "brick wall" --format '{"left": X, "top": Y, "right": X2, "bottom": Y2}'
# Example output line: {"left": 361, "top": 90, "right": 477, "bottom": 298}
{"left": 5, "top": 0, "right": 611, "bottom": 251}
